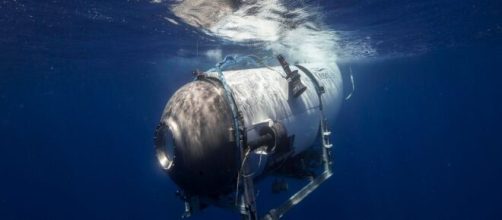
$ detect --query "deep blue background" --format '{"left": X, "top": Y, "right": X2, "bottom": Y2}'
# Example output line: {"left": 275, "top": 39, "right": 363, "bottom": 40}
{"left": 1, "top": 0, "right": 501, "bottom": 219}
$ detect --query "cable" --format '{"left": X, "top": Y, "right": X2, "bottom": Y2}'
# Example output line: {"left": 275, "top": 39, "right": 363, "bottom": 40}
{"left": 234, "top": 148, "right": 252, "bottom": 205}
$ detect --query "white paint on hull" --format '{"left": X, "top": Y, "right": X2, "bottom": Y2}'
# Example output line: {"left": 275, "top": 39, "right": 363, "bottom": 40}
{"left": 208, "top": 63, "right": 343, "bottom": 175}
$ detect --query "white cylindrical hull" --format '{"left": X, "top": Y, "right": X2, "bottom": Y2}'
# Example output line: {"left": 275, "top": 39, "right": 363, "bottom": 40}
{"left": 211, "top": 63, "right": 343, "bottom": 175}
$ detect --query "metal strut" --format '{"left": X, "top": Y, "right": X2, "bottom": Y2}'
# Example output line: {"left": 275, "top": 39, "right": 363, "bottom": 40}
{"left": 262, "top": 170, "right": 332, "bottom": 220}
{"left": 209, "top": 56, "right": 259, "bottom": 220}
{"left": 261, "top": 64, "right": 334, "bottom": 220}
{"left": 296, "top": 64, "right": 333, "bottom": 170}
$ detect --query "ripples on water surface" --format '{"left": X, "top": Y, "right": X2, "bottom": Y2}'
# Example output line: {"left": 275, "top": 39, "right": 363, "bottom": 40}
{"left": 2, "top": 0, "right": 499, "bottom": 63}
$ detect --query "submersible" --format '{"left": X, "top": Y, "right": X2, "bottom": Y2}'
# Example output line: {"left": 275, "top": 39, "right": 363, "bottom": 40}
{"left": 154, "top": 55, "right": 343, "bottom": 219}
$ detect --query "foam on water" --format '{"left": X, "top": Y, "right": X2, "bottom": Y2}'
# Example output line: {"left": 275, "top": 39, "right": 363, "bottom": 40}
{"left": 168, "top": 0, "right": 366, "bottom": 67}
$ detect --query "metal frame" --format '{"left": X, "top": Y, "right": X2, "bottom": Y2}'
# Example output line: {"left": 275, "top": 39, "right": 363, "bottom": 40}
{"left": 178, "top": 58, "right": 334, "bottom": 220}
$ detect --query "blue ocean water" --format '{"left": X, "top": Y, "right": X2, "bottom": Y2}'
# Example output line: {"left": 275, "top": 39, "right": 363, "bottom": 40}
{"left": 1, "top": 0, "right": 501, "bottom": 219}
